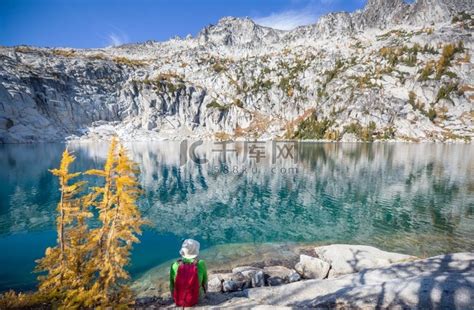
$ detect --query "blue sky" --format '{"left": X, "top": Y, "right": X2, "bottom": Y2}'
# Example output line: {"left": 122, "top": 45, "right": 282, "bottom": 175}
{"left": 1, "top": 0, "right": 367, "bottom": 48}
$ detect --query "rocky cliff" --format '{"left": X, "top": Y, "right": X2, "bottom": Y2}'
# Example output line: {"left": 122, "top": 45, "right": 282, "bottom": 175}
{"left": 0, "top": 0, "right": 473, "bottom": 143}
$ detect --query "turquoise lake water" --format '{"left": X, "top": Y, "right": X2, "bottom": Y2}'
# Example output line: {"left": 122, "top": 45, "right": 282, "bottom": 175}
{"left": 0, "top": 142, "right": 473, "bottom": 293}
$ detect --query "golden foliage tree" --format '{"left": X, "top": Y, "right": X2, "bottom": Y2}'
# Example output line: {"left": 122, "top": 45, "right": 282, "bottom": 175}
{"left": 35, "top": 150, "right": 93, "bottom": 304}
{"left": 34, "top": 138, "right": 145, "bottom": 308}
{"left": 86, "top": 139, "right": 146, "bottom": 305}
{"left": 86, "top": 137, "right": 119, "bottom": 267}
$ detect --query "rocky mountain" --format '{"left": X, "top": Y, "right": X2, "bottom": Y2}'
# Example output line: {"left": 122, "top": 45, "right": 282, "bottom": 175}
{"left": 0, "top": 0, "right": 473, "bottom": 143}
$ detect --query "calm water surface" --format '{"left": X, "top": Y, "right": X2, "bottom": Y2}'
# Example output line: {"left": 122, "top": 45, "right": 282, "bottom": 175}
{"left": 0, "top": 142, "right": 473, "bottom": 292}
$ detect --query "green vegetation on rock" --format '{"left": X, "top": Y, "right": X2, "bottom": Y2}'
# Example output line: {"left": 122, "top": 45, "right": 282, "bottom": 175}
{"left": 435, "top": 42, "right": 464, "bottom": 79}
{"left": 142, "top": 73, "right": 186, "bottom": 93}
{"left": 293, "top": 114, "right": 334, "bottom": 140}
{"left": 207, "top": 100, "right": 230, "bottom": 111}
{"left": 436, "top": 82, "right": 460, "bottom": 103}
{"left": 344, "top": 121, "right": 377, "bottom": 142}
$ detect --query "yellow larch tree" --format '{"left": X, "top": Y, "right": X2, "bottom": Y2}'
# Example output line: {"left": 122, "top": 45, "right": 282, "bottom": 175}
{"left": 60, "top": 191, "right": 98, "bottom": 309}
{"left": 32, "top": 138, "right": 145, "bottom": 308}
{"left": 35, "top": 149, "right": 92, "bottom": 304}
{"left": 86, "top": 137, "right": 119, "bottom": 253}
{"left": 82, "top": 137, "right": 120, "bottom": 306}
{"left": 99, "top": 144, "right": 145, "bottom": 305}
{"left": 85, "top": 138, "right": 146, "bottom": 306}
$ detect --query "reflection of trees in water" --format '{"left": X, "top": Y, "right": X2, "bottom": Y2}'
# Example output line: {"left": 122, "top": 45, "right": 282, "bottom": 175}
{"left": 1, "top": 143, "right": 473, "bottom": 255}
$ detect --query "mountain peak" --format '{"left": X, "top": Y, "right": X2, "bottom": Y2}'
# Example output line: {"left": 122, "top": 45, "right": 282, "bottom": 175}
{"left": 217, "top": 16, "right": 254, "bottom": 25}
{"left": 198, "top": 16, "right": 282, "bottom": 47}
{"left": 365, "top": 0, "right": 406, "bottom": 8}
{"left": 354, "top": 0, "right": 408, "bottom": 29}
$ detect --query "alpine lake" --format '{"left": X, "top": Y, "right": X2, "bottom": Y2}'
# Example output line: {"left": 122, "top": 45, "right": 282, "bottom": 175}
{"left": 1, "top": 141, "right": 473, "bottom": 293}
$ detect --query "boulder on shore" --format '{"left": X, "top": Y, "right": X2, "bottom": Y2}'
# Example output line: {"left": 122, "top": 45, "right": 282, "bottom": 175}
{"left": 207, "top": 273, "right": 232, "bottom": 293}
{"left": 295, "top": 254, "right": 330, "bottom": 279}
{"left": 263, "top": 266, "right": 300, "bottom": 286}
{"left": 222, "top": 280, "right": 242, "bottom": 292}
{"left": 227, "top": 252, "right": 474, "bottom": 309}
{"left": 251, "top": 271, "right": 265, "bottom": 288}
{"left": 314, "top": 244, "right": 416, "bottom": 277}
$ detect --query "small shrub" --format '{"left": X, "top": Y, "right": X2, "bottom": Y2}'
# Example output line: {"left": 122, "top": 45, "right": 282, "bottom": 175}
{"left": 436, "top": 82, "right": 459, "bottom": 103}
{"left": 383, "top": 126, "right": 396, "bottom": 140}
{"left": 293, "top": 114, "right": 333, "bottom": 140}
{"left": 324, "top": 129, "right": 340, "bottom": 141}
{"left": 408, "top": 91, "right": 426, "bottom": 113}
{"left": 445, "top": 71, "right": 458, "bottom": 78}
{"left": 408, "top": 91, "right": 417, "bottom": 106}
{"left": 279, "top": 77, "right": 293, "bottom": 96}
{"left": 253, "top": 79, "right": 273, "bottom": 92}
{"left": 113, "top": 56, "right": 146, "bottom": 67}
{"left": 324, "top": 59, "right": 344, "bottom": 85}
{"left": 422, "top": 44, "right": 438, "bottom": 54}
{"left": 435, "top": 42, "right": 463, "bottom": 79}
{"left": 206, "top": 100, "right": 229, "bottom": 111}
{"left": 233, "top": 99, "right": 244, "bottom": 108}
{"left": 212, "top": 62, "right": 226, "bottom": 73}
{"left": 452, "top": 11, "right": 472, "bottom": 23}
{"left": 418, "top": 61, "right": 435, "bottom": 81}
{"left": 262, "top": 80, "right": 273, "bottom": 90}
{"left": 14, "top": 46, "right": 35, "bottom": 53}
{"left": 317, "top": 87, "right": 327, "bottom": 99}
{"left": 87, "top": 53, "right": 107, "bottom": 61}
{"left": 142, "top": 73, "right": 186, "bottom": 93}
{"left": 435, "top": 44, "right": 454, "bottom": 78}
{"left": 344, "top": 122, "right": 377, "bottom": 142}
{"left": 353, "top": 74, "right": 379, "bottom": 89}
{"left": 51, "top": 49, "right": 76, "bottom": 57}
{"left": 427, "top": 108, "right": 437, "bottom": 121}
{"left": 215, "top": 132, "right": 231, "bottom": 141}
{"left": 403, "top": 53, "right": 417, "bottom": 66}
{"left": 377, "top": 29, "right": 412, "bottom": 40}
{"left": 379, "top": 47, "right": 402, "bottom": 66}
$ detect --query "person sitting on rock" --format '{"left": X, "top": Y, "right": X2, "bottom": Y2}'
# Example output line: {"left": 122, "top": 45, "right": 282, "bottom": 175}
{"left": 170, "top": 239, "right": 208, "bottom": 307}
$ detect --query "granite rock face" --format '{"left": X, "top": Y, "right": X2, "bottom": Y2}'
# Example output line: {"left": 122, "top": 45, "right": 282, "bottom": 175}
{"left": 0, "top": 0, "right": 473, "bottom": 143}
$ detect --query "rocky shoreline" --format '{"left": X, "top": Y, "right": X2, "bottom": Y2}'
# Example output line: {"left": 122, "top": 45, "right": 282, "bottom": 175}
{"left": 134, "top": 244, "right": 474, "bottom": 309}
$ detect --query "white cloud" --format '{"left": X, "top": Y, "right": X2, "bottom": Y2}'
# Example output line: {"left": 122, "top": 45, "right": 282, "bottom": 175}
{"left": 253, "top": 0, "right": 345, "bottom": 30}
{"left": 107, "top": 32, "right": 129, "bottom": 47}
{"left": 254, "top": 9, "right": 319, "bottom": 30}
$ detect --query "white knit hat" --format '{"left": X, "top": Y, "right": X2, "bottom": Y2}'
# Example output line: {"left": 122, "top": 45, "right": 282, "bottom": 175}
{"left": 179, "top": 239, "right": 200, "bottom": 259}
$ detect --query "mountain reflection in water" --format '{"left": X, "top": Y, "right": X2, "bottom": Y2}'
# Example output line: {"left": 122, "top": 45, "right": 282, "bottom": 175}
{"left": 0, "top": 142, "right": 473, "bottom": 292}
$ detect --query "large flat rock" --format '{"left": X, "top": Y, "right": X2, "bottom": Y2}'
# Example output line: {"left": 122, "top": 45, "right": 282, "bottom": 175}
{"left": 215, "top": 253, "right": 474, "bottom": 309}
{"left": 314, "top": 244, "right": 416, "bottom": 277}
